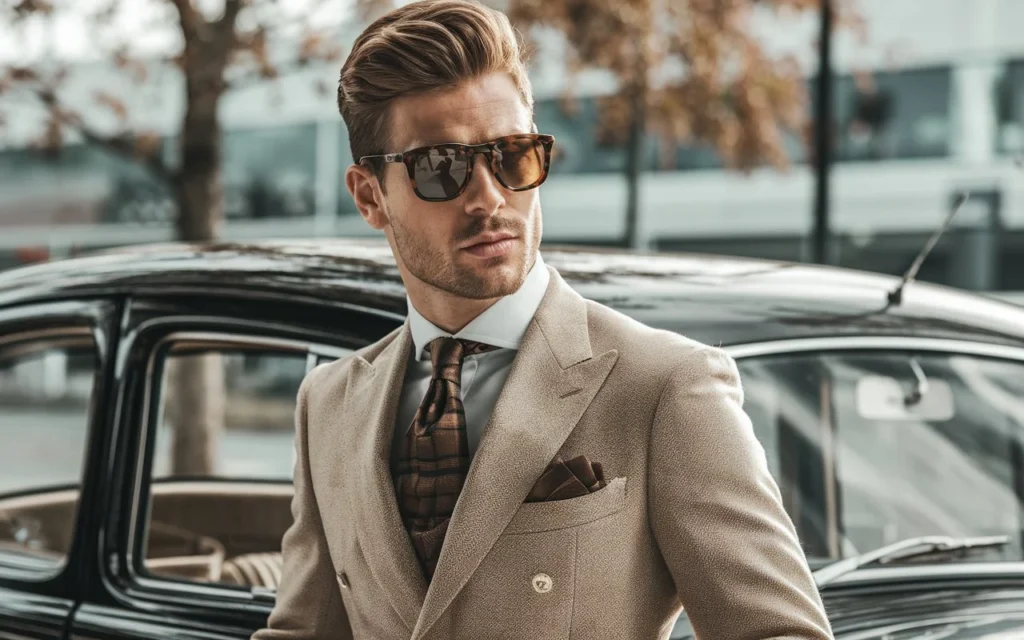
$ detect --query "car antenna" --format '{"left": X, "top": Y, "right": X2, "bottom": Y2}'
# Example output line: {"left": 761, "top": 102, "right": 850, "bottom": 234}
{"left": 887, "top": 192, "right": 970, "bottom": 307}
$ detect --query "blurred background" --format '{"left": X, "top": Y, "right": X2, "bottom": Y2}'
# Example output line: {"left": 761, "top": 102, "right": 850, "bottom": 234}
{"left": 0, "top": 0, "right": 1021, "bottom": 293}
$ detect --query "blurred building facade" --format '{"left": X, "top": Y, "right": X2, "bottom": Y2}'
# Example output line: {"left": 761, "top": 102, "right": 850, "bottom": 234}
{"left": 1, "top": 0, "right": 1023, "bottom": 291}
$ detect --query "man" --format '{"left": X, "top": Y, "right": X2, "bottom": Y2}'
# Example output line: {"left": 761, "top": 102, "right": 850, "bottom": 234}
{"left": 254, "top": 1, "right": 833, "bottom": 638}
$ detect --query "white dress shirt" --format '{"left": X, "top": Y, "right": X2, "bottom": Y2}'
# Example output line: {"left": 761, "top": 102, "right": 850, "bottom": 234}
{"left": 393, "top": 254, "right": 551, "bottom": 460}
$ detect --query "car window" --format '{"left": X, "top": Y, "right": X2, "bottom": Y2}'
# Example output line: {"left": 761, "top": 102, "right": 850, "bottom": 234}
{"left": 736, "top": 350, "right": 1024, "bottom": 564}
{"left": 152, "top": 348, "right": 308, "bottom": 481}
{"left": 142, "top": 336, "right": 351, "bottom": 589}
{"left": 0, "top": 330, "right": 99, "bottom": 573}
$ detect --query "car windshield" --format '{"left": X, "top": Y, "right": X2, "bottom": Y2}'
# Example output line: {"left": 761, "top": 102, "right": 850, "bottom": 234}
{"left": 733, "top": 350, "right": 1024, "bottom": 565}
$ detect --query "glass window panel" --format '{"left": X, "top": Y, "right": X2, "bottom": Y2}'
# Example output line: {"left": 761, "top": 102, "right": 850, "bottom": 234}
{"left": 997, "top": 58, "right": 1024, "bottom": 155}
{"left": 152, "top": 348, "right": 309, "bottom": 482}
{"left": 0, "top": 144, "right": 163, "bottom": 228}
{"left": 337, "top": 126, "right": 358, "bottom": 216}
{"left": 813, "top": 67, "right": 953, "bottom": 161}
{"left": 144, "top": 340, "right": 351, "bottom": 589}
{"left": 0, "top": 333, "right": 99, "bottom": 572}
{"left": 736, "top": 350, "right": 1024, "bottom": 564}
{"left": 533, "top": 96, "right": 627, "bottom": 174}
{"left": 222, "top": 124, "right": 318, "bottom": 220}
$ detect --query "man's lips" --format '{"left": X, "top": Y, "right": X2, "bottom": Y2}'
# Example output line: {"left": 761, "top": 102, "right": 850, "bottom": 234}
{"left": 460, "top": 235, "right": 518, "bottom": 258}
{"left": 460, "top": 232, "right": 517, "bottom": 250}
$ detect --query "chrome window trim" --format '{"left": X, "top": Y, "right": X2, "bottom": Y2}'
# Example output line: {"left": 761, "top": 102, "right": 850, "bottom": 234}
{"left": 725, "top": 336, "right": 1024, "bottom": 362}
{"left": 726, "top": 334, "right": 1024, "bottom": 588}
{"left": 820, "top": 560, "right": 1024, "bottom": 588}
{"left": 308, "top": 344, "right": 353, "bottom": 361}
{"left": 0, "top": 325, "right": 92, "bottom": 350}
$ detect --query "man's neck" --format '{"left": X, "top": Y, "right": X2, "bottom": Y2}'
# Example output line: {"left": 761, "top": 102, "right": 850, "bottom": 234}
{"left": 408, "top": 288, "right": 501, "bottom": 335}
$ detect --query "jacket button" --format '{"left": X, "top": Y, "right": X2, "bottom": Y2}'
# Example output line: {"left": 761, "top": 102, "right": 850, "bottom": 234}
{"left": 338, "top": 572, "right": 350, "bottom": 589}
{"left": 532, "top": 573, "right": 552, "bottom": 594}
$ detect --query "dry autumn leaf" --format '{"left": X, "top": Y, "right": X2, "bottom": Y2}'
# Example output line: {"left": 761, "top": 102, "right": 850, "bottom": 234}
{"left": 94, "top": 91, "right": 130, "bottom": 122}
{"left": 498, "top": 0, "right": 859, "bottom": 174}
{"left": 134, "top": 131, "right": 163, "bottom": 159}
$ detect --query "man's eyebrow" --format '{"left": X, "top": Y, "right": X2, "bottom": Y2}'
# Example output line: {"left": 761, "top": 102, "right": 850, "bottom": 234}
{"left": 399, "top": 135, "right": 454, "bottom": 150}
{"left": 405, "top": 127, "right": 538, "bottom": 150}
{"left": 404, "top": 139, "right": 436, "bottom": 149}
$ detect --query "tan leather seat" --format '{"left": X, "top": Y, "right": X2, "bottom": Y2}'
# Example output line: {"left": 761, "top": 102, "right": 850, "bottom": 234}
{"left": 145, "top": 521, "right": 225, "bottom": 583}
{"left": 220, "top": 552, "right": 284, "bottom": 588}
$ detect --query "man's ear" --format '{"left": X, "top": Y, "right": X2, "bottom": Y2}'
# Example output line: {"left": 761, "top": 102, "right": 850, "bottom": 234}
{"left": 346, "top": 163, "right": 389, "bottom": 230}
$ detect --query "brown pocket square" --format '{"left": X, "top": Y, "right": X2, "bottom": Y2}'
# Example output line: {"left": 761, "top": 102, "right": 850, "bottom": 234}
{"left": 525, "top": 455, "right": 608, "bottom": 502}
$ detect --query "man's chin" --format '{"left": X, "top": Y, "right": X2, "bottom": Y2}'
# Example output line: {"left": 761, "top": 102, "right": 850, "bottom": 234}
{"left": 451, "top": 260, "right": 526, "bottom": 300}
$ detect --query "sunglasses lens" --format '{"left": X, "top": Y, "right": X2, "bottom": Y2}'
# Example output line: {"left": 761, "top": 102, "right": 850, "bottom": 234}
{"left": 495, "top": 136, "right": 547, "bottom": 189}
{"left": 412, "top": 146, "right": 469, "bottom": 200}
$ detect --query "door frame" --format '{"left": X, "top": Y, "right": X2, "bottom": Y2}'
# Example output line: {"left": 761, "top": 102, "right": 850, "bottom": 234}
{"left": 0, "top": 298, "right": 122, "bottom": 638}
{"left": 77, "top": 292, "right": 398, "bottom": 638}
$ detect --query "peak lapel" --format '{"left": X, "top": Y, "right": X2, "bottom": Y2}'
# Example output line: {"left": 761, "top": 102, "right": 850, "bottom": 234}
{"left": 345, "top": 323, "right": 428, "bottom": 631}
{"left": 412, "top": 269, "right": 619, "bottom": 640}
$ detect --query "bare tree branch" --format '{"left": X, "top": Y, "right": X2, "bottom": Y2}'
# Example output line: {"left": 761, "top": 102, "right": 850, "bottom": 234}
{"left": 507, "top": 0, "right": 841, "bottom": 172}
{"left": 1, "top": 0, "right": 373, "bottom": 478}
{"left": 224, "top": 52, "right": 337, "bottom": 92}
{"left": 76, "top": 125, "right": 174, "bottom": 183}
{"left": 6, "top": 0, "right": 54, "bottom": 22}
{"left": 30, "top": 85, "right": 175, "bottom": 183}
{"left": 217, "top": 0, "right": 245, "bottom": 41}
{"left": 169, "top": 0, "right": 205, "bottom": 40}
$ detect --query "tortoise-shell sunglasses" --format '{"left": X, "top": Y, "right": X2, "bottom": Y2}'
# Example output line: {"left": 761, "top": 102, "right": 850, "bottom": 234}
{"left": 358, "top": 133, "right": 555, "bottom": 202}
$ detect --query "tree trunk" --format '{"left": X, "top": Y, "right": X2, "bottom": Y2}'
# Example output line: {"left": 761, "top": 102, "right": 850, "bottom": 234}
{"left": 623, "top": 51, "right": 647, "bottom": 251}
{"left": 167, "top": 43, "right": 229, "bottom": 476}
{"left": 176, "top": 64, "right": 225, "bottom": 243}
{"left": 167, "top": 354, "right": 226, "bottom": 476}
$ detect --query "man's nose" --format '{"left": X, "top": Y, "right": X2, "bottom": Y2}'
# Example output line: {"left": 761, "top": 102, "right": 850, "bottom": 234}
{"left": 462, "top": 153, "right": 506, "bottom": 217}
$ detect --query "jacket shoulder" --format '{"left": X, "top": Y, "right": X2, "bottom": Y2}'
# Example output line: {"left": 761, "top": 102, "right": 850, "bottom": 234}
{"left": 302, "top": 323, "right": 405, "bottom": 398}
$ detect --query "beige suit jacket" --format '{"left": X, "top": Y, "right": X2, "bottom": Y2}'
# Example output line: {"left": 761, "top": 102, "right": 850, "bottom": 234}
{"left": 253, "top": 266, "right": 833, "bottom": 640}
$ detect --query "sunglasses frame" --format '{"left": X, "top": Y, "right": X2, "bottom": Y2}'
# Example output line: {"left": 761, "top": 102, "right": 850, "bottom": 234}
{"left": 358, "top": 133, "right": 555, "bottom": 202}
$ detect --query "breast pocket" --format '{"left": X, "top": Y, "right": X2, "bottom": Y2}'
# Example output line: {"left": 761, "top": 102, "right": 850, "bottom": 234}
{"left": 504, "top": 476, "right": 627, "bottom": 534}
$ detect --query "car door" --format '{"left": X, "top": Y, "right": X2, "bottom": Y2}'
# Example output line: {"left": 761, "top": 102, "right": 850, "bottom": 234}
{"left": 0, "top": 300, "right": 119, "bottom": 639}
{"left": 69, "top": 293, "right": 398, "bottom": 640}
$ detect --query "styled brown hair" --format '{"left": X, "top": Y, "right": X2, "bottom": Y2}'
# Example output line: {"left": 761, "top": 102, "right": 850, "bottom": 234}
{"left": 337, "top": 0, "right": 533, "bottom": 172}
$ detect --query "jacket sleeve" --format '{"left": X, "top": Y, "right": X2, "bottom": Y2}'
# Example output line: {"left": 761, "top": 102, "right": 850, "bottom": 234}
{"left": 648, "top": 346, "right": 833, "bottom": 639}
{"left": 252, "top": 368, "right": 354, "bottom": 640}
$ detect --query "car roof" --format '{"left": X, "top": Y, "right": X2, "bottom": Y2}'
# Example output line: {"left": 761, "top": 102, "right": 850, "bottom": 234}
{"left": 2, "top": 238, "right": 1024, "bottom": 348}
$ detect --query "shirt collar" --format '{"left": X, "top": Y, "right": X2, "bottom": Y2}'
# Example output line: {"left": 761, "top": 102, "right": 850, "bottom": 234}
{"left": 407, "top": 254, "right": 550, "bottom": 361}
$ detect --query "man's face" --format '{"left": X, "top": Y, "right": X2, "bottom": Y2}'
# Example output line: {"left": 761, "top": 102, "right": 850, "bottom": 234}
{"left": 351, "top": 72, "right": 542, "bottom": 301}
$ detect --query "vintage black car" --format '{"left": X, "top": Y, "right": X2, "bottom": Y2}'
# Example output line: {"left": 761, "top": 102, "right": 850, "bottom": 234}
{"left": 1, "top": 239, "right": 1024, "bottom": 639}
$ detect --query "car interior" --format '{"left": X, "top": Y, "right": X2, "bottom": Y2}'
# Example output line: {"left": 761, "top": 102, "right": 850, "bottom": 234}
{"left": 0, "top": 481, "right": 292, "bottom": 587}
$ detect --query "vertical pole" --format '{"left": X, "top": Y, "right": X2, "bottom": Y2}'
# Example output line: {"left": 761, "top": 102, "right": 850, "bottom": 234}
{"left": 951, "top": 0, "right": 1001, "bottom": 291}
{"left": 623, "top": 47, "right": 647, "bottom": 250}
{"left": 812, "top": 0, "right": 834, "bottom": 264}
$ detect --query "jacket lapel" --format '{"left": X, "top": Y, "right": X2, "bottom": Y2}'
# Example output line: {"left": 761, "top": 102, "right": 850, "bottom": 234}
{"left": 412, "top": 269, "right": 619, "bottom": 640}
{"left": 343, "top": 323, "right": 428, "bottom": 632}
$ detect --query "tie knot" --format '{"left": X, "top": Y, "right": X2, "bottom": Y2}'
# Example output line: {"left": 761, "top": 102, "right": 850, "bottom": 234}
{"left": 427, "top": 337, "right": 497, "bottom": 383}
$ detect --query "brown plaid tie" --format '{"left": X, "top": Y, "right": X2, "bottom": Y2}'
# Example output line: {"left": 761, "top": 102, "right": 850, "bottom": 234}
{"left": 393, "top": 336, "right": 498, "bottom": 580}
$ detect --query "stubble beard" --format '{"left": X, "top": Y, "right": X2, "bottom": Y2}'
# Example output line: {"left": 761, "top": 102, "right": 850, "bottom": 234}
{"left": 389, "top": 206, "right": 538, "bottom": 301}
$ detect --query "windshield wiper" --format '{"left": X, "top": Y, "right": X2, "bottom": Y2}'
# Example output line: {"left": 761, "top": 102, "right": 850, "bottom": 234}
{"left": 813, "top": 534, "right": 1011, "bottom": 588}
